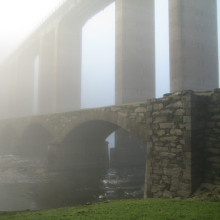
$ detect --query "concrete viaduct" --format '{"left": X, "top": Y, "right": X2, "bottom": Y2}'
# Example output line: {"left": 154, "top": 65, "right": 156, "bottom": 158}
{"left": 0, "top": 0, "right": 218, "bottom": 119}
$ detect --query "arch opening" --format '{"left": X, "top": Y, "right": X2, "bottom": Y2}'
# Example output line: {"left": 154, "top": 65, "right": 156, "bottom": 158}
{"left": 54, "top": 119, "right": 147, "bottom": 200}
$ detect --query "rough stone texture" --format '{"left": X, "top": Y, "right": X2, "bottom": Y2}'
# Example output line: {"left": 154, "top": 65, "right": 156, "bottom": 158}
{"left": 0, "top": 89, "right": 219, "bottom": 198}
{"left": 145, "top": 91, "right": 193, "bottom": 198}
{"left": 203, "top": 89, "right": 220, "bottom": 185}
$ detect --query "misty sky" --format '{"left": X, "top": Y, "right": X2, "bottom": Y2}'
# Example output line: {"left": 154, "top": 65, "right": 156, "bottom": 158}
{"left": 0, "top": 0, "right": 219, "bottom": 108}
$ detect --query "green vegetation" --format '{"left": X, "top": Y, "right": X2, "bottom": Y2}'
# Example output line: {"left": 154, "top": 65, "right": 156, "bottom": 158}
{"left": 1, "top": 199, "right": 219, "bottom": 220}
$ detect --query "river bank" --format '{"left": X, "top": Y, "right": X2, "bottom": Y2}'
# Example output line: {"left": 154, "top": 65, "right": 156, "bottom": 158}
{"left": 1, "top": 198, "right": 220, "bottom": 220}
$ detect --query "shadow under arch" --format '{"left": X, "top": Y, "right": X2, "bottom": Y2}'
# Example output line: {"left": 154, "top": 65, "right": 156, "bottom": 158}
{"left": 0, "top": 124, "right": 18, "bottom": 155}
{"left": 18, "top": 123, "right": 53, "bottom": 158}
{"left": 58, "top": 110, "right": 148, "bottom": 145}
{"left": 55, "top": 117, "right": 147, "bottom": 171}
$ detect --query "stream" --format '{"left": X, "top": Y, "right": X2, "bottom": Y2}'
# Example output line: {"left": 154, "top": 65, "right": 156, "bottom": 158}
{"left": 0, "top": 155, "right": 145, "bottom": 211}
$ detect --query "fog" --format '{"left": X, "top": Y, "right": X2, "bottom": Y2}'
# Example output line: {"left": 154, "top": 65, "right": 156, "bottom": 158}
{"left": 0, "top": 1, "right": 219, "bottom": 110}
{"left": 0, "top": 0, "right": 219, "bottom": 212}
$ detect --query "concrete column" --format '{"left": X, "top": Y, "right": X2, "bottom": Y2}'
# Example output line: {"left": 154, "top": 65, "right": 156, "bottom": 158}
{"left": 169, "top": 0, "right": 218, "bottom": 92}
{"left": 38, "top": 30, "right": 57, "bottom": 114}
{"left": 55, "top": 21, "right": 82, "bottom": 112}
{"left": 15, "top": 49, "right": 36, "bottom": 117}
{"left": 7, "top": 58, "right": 20, "bottom": 118}
{"left": 115, "top": 0, "right": 155, "bottom": 104}
{"left": 0, "top": 64, "right": 10, "bottom": 119}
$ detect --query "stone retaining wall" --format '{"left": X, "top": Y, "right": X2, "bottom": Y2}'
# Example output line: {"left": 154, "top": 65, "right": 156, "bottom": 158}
{"left": 203, "top": 89, "right": 220, "bottom": 184}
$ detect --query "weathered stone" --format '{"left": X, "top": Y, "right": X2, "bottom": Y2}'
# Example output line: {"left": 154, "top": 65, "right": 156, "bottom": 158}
{"left": 163, "top": 190, "right": 173, "bottom": 198}
{"left": 135, "top": 107, "right": 147, "bottom": 113}
{"left": 160, "top": 123, "right": 175, "bottom": 129}
{"left": 166, "top": 101, "right": 183, "bottom": 109}
{"left": 160, "top": 152, "right": 176, "bottom": 158}
{"left": 154, "top": 146, "right": 169, "bottom": 152}
{"left": 160, "top": 136, "right": 178, "bottom": 143}
{"left": 154, "top": 116, "right": 167, "bottom": 123}
{"left": 157, "top": 130, "right": 165, "bottom": 136}
{"left": 170, "top": 129, "right": 183, "bottom": 136}
{"left": 164, "top": 167, "right": 182, "bottom": 176}
{"left": 153, "top": 103, "right": 163, "bottom": 110}
{"left": 175, "top": 109, "right": 185, "bottom": 116}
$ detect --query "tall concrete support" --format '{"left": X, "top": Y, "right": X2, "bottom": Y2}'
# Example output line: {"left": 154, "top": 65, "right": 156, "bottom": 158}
{"left": 115, "top": 0, "right": 155, "bottom": 104}
{"left": 56, "top": 20, "right": 82, "bottom": 112}
{"left": 16, "top": 50, "right": 36, "bottom": 117}
{"left": 7, "top": 58, "right": 20, "bottom": 118}
{"left": 0, "top": 65, "right": 10, "bottom": 119}
{"left": 38, "top": 31, "right": 57, "bottom": 114}
{"left": 169, "top": 0, "right": 218, "bottom": 92}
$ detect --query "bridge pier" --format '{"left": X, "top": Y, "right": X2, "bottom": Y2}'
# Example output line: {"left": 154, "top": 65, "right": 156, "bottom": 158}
{"left": 16, "top": 49, "right": 37, "bottom": 116}
{"left": 56, "top": 20, "right": 82, "bottom": 112}
{"left": 38, "top": 30, "right": 57, "bottom": 114}
{"left": 169, "top": 0, "right": 218, "bottom": 92}
{"left": 0, "top": 64, "right": 11, "bottom": 118}
{"left": 115, "top": 0, "right": 155, "bottom": 104}
{"left": 7, "top": 57, "right": 21, "bottom": 118}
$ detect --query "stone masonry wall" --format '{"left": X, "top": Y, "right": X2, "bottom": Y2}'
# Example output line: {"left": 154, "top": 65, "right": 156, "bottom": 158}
{"left": 145, "top": 91, "right": 193, "bottom": 198}
{"left": 0, "top": 89, "right": 219, "bottom": 198}
{"left": 144, "top": 89, "right": 220, "bottom": 198}
{"left": 204, "top": 89, "right": 220, "bottom": 184}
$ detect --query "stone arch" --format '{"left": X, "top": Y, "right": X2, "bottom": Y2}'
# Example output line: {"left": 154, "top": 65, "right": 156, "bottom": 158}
{"left": 49, "top": 110, "right": 148, "bottom": 170}
{"left": 58, "top": 110, "right": 149, "bottom": 145}
{"left": 0, "top": 124, "right": 18, "bottom": 154}
{"left": 18, "top": 123, "right": 53, "bottom": 158}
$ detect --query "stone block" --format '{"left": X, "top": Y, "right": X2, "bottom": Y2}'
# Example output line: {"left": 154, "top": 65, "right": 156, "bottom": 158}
{"left": 170, "top": 129, "right": 183, "bottom": 136}
{"left": 160, "top": 136, "right": 178, "bottom": 143}
{"left": 135, "top": 107, "right": 147, "bottom": 113}
{"left": 164, "top": 167, "right": 182, "bottom": 176}
{"left": 157, "top": 130, "right": 165, "bottom": 136}
{"left": 154, "top": 116, "right": 167, "bottom": 123}
{"left": 175, "top": 109, "right": 185, "bottom": 116}
{"left": 160, "top": 123, "right": 175, "bottom": 129}
{"left": 166, "top": 101, "right": 183, "bottom": 109}
{"left": 163, "top": 190, "right": 173, "bottom": 198}
{"left": 153, "top": 103, "right": 163, "bottom": 110}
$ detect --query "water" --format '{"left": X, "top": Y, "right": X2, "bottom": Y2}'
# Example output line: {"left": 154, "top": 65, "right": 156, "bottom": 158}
{"left": 0, "top": 155, "right": 145, "bottom": 211}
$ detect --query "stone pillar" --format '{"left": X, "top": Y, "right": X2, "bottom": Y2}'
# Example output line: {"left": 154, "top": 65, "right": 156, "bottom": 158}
{"left": 169, "top": 0, "right": 218, "bottom": 92}
{"left": 55, "top": 20, "right": 82, "bottom": 112}
{"left": 115, "top": 0, "right": 155, "bottom": 104}
{"left": 38, "top": 30, "right": 57, "bottom": 114}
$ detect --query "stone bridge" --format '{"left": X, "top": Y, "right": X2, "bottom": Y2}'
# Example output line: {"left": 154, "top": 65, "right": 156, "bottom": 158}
{"left": 0, "top": 90, "right": 219, "bottom": 198}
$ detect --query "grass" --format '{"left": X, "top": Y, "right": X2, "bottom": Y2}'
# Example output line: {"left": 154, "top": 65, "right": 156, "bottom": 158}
{"left": 0, "top": 199, "right": 220, "bottom": 220}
